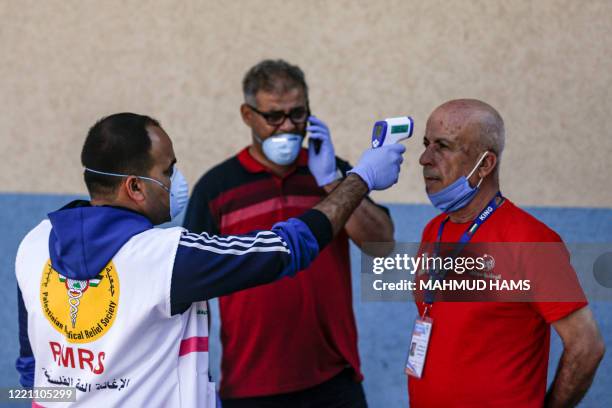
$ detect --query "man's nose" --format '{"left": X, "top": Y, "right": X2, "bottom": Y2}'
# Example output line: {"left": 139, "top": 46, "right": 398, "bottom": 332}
{"left": 419, "top": 146, "right": 434, "bottom": 167}
{"left": 277, "top": 116, "right": 296, "bottom": 133}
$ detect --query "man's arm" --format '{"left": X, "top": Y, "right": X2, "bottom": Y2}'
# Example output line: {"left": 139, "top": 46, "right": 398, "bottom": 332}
{"left": 171, "top": 209, "right": 331, "bottom": 314}
{"left": 171, "top": 174, "right": 371, "bottom": 314}
{"left": 171, "top": 145, "right": 404, "bottom": 313}
{"left": 545, "top": 306, "right": 605, "bottom": 407}
{"left": 313, "top": 174, "right": 369, "bottom": 236}
{"left": 322, "top": 179, "right": 394, "bottom": 250}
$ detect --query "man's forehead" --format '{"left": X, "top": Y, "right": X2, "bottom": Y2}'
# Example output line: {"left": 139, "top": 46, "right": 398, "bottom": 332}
{"left": 147, "top": 125, "right": 175, "bottom": 163}
{"left": 255, "top": 87, "right": 306, "bottom": 107}
{"left": 425, "top": 108, "right": 478, "bottom": 143}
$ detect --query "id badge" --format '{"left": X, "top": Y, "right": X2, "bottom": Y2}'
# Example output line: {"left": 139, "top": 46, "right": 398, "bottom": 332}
{"left": 405, "top": 316, "right": 433, "bottom": 379}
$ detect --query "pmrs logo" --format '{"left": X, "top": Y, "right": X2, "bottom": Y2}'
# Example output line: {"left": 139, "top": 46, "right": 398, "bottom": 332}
{"left": 40, "top": 260, "right": 120, "bottom": 344}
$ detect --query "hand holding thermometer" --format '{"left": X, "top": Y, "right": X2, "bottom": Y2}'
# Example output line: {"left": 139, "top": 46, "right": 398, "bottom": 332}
{"left": 372, "top": 116, "right": 414, "bottom": 148}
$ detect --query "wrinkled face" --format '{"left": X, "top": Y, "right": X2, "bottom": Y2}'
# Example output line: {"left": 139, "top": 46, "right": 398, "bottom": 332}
{"left": 419, "top": 107, "right": 481, "bottom": 194}
{"left": 141, "top": 125, "right": 176, "bottom": 224}
{"left": 242, "top": 87, "right": 308, "bottom": 144}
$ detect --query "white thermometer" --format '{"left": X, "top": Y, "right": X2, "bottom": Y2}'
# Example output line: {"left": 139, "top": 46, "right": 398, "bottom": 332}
{"left": 371, "top": 116, "right": 414, "bottom": 148}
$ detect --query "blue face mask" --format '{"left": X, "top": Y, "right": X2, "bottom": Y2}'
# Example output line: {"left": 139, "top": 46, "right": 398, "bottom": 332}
{"left": 84, "top": 166, "right": 189, "bottom": 221}
{"left": 256, "top": 133, "right": 303, "bottom": 166}
{"left": 427, "top": 151, "right": 489, "bottom": 213}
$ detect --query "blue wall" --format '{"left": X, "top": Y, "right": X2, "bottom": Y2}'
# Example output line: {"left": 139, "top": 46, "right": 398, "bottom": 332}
{"left": 1, "top": 194, "right": 611, "bottom": 407}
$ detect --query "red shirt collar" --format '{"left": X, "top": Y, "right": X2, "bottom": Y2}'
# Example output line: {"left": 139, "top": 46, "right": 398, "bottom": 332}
{"left": 237, "top": 146, "right": 309, "bottom": 176}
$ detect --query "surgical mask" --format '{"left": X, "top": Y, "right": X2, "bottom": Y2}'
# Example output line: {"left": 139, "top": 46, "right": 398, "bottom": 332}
{"left": 427, "top": 151, "right": 489, "bottom": 213}
{"left": 84, "top": 166, "right": 189, "bottom": 220}
{"left": 255, "top": 133, "right": 303, "bottom": 166}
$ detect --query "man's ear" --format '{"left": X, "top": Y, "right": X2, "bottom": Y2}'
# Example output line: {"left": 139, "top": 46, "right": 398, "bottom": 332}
{"left": 240, "top": 104, "right": 254, "bottom": 127}
{"left": 479, "top": 152, "right": 498, "bottom": 178}
{"left": 124, "top": 176, "right": 146, "bottom": 203}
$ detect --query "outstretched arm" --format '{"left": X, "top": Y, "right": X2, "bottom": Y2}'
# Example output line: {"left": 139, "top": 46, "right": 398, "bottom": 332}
{"left": 171, "top": 144, "right": 405, "bottom": 314}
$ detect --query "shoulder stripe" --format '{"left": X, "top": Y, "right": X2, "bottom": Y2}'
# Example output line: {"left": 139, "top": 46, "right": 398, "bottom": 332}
{"left": 178, "top": 240, "right": 291, "bottom": 255}
{"left": 183, "top": 230, "right": 280, "bottom": 242}
{"left": 180, "top": 236, "right": 287, "bottom": 250}
{"left": 181, "top": 231, "right": 286, "bottom": 248}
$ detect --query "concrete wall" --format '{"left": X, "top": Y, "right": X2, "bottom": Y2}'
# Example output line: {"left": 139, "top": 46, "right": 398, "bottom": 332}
{"left": 1, "top": 0, "right": 611, "bottom": 206}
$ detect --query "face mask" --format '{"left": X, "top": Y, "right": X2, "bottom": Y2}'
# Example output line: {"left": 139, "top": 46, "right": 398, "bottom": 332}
{"left": 84, "top": 166, "right": 189, "bottom": 221}
{"left": 255, "top": 133, "right": 303, "bottom": 166}
{"left": 167, "top": 167, "right": 189, "bottom": 220}
{"left": 427, "top": 151, "right": 489, "bottom": 213}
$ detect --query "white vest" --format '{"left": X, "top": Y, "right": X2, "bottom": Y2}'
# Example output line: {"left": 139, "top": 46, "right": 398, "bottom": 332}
{"left": 16, "top": 220, "right": 215, "bottom": 407}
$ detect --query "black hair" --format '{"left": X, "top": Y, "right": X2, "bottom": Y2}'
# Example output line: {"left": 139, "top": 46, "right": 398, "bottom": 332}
{"left": 242, "top": 59, "right": 308, "bottom": 105}
{"left": 81, "top": 112, "right": 160, "bottom": 197}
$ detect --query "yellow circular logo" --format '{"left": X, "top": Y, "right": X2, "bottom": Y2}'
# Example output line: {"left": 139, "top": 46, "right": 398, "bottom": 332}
{"left": 40, "top": 260, "right": 120, "bottom": 344}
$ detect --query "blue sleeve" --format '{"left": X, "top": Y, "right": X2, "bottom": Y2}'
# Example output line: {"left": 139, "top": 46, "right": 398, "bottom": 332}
{"left": 170, "top": 209, "right": 332, "bottom": 315}
{"left": 16, "top": 287, "right": 35, "bottom": 387}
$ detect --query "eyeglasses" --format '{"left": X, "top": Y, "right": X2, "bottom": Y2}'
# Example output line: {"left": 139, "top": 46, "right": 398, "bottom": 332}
{"left": 247, "top": 104, "right": 310, "bottom": 126}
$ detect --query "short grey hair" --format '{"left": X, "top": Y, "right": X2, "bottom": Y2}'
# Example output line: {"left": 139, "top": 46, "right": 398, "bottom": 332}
{"left": 242, "top": 59, "right": 308, "bottom": 106}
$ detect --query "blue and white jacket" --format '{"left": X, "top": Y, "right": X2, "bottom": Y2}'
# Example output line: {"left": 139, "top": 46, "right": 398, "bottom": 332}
{"left": 16, "top": 200, "right": 331, "bottom": 391}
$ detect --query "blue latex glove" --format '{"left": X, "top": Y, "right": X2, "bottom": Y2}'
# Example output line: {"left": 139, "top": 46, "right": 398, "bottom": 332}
{"left": 307, "top": 116, "right": 338, "bottom": 187}
{"left": 347, "top": 144, "right": 406, "bottom": 191}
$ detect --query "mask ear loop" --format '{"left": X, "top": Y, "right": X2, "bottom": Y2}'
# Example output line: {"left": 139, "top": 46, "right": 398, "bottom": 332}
{"left": 84, "top": 168, "right": 170, "bottom": 192}
{"left": 467, "top": 151, "right": 489, "bottom": 187}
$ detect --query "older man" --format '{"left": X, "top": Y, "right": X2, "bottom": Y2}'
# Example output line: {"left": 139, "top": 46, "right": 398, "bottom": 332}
{"left": 184, "top": 59, "right": 395, "bottom": 407}
{"left": 408, "top": 99, "right": 604, "bottom": 407}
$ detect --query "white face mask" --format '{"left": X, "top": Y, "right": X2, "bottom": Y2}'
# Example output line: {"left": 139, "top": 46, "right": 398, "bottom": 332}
{"left": 255, "top": 133, "right": 303, "bottom": 166}
{"left": 84, "top": 166, "right": 189, "bottom": 221}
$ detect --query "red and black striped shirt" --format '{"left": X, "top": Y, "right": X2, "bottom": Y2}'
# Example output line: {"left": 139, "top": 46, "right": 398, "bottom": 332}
{"left": 184, "top": 147, "right": 387, "bottom": 398}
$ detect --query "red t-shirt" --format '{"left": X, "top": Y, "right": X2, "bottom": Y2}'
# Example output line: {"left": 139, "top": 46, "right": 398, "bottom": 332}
{"left": 408, "top": 199, "right": 587, "bottom": 408}
{"left": 195, "top": 148, "right": 365, "bottom": 398}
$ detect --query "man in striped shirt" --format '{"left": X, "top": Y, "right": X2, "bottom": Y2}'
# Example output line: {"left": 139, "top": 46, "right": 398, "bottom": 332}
{"left": 184, "top": 60, "right": 396, "bottom": 407}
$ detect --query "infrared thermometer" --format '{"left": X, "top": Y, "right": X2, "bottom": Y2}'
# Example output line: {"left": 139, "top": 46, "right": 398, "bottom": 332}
{"left": 371, "top": 116, "right": 414, "bottom": 148}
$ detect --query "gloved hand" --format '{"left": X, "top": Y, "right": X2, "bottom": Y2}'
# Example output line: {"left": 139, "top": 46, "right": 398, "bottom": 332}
{"left": 307, "top": 116, "right": 338, "bottom": 187}
{"left": 347, "top": 144, "right": 406, "bottom": 191}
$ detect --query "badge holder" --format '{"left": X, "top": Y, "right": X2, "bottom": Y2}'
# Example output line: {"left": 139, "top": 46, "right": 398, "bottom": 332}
{"left": 405, "top": 305, "right": 433, "bottom": 379}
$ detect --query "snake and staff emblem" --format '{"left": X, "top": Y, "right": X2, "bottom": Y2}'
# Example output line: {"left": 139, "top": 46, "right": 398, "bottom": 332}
{"left": 58, "top": 275, "right": 102, "bottom": 328}
{"left": 66, "top": 279, "right": 88, "bottom": 328}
